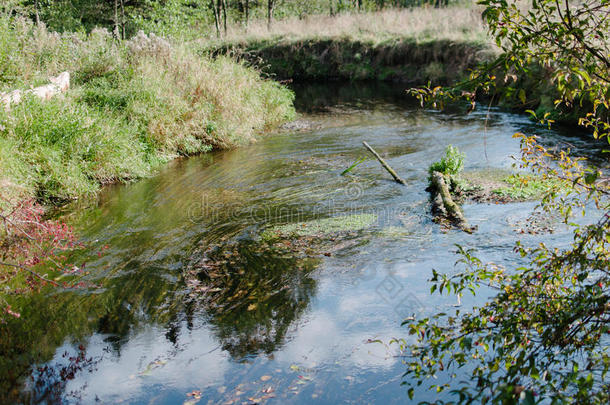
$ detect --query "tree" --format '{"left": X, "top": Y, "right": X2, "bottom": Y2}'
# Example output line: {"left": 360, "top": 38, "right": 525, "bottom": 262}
{"left": 400, "top": 0, "right": 610, "bottom": 403}
{"left": 267, "top": 0, "right": 274, "bottom": 30}
{"left": 210, "top": 0, "right": 221, "bottom": 37}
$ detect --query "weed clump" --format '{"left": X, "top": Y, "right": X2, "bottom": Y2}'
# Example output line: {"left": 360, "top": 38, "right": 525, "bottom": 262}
{"left": 428, "top": 145, "right": 465, "bottom": 177}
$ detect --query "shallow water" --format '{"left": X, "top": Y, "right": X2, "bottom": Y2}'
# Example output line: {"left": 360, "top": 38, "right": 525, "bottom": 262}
{"left": 5, "top": 81, "right": 606, "bottom": 404}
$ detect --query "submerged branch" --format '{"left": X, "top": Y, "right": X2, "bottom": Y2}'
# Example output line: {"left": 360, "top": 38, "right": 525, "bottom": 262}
{"left": 362, "top": 141, "right": 407, "bottom": 185}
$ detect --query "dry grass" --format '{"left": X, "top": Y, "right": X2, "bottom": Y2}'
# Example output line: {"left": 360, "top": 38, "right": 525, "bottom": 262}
{"left": 217, "top": 6, "right": 490, "bottom": 45}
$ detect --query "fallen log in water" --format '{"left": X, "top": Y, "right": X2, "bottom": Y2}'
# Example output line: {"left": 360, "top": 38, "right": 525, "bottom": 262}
{"left": 429, "top": 171, "right": 475, "bottom": 233}
{"left": 362, "top": 141, "right": 407, "bottom": 185}
{"left": 1, "top": 72, "right": 70, "bottom": 110}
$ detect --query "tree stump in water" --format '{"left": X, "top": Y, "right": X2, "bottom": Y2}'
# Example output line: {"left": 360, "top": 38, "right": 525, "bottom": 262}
{"left": 429, "top": 171, "right": 476, "bottom": 233}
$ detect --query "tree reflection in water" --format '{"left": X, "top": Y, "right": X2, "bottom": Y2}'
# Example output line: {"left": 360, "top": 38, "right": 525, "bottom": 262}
{"left": 1, "top": 236, "right": 319, "bottom": 403}
{"left": 185, "top": 239, "right": 319, "bottom": 359}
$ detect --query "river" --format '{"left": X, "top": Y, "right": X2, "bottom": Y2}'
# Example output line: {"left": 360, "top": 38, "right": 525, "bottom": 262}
{"left": 4, "top": 81, "right": 606, "bottom": 404}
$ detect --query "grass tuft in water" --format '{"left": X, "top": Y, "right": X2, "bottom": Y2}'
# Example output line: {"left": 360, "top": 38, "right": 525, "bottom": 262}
{"left": 262, "top": 213, "right": 378, "bottom": 238}
{"left": 428, "top": 145, "right": 465, "bottom": 177}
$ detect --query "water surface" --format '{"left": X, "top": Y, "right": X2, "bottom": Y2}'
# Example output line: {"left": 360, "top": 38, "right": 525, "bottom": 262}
{"left": 5, "top": 81, "right": 604, "bottom": 404}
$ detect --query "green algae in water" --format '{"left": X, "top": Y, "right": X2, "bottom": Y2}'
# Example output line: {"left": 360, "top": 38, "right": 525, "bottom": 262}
{"left": 263, "top": 213, "right": 378, "bottom": 238}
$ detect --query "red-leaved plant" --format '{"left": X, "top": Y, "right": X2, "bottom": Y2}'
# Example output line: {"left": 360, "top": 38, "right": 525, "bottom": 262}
{"left": 0, "top": 198, "right": 95, "bottom": 320}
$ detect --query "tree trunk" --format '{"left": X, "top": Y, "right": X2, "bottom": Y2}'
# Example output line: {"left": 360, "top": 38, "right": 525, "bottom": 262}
{"left": 113, "top": 0, "right": 119, "bottom": 39}
{"left": 211, "top": 0, "right": 220, "bottom": 37}
{"left": 267, "top": 0, "right": 274, "bottom": 31}
{"left": 222, "top": 0, "right": 227, "bottom": 36}
{"left": 34, "top": 0, "right": 40, "bottom": 25}
{"left": 429, "top": 171, "right": 475, "bottom": 233}
{"left": 245, "top": 0, "right": 249, "bottom": 27}
{"left": 120, "top": 0, "right": 125, "bottom": 39}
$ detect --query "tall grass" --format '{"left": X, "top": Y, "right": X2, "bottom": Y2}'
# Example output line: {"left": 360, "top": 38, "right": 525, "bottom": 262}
{"left": 0, "top": 17, "right": 295, "bottom": 205}
{"left": 213, "top": 6, "right": 489, "bottom": 45}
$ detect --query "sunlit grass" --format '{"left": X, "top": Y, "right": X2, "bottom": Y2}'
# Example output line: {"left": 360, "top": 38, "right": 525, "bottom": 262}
{"left": 213, "top": 6, "right": 490, "bottom": 45}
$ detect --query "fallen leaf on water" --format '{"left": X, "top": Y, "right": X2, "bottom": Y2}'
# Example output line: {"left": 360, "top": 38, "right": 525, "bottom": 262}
{"left": 289, "top": 364, "right": 300, "bottom": 371}
{"left": 187, "top": 390, "right": 202, "bottom": 398}
{"left": 260, "top": 375, "right": 271, "bottom": 382}
{"left": 183, "top": 395, "right": 201, "bottom": 405}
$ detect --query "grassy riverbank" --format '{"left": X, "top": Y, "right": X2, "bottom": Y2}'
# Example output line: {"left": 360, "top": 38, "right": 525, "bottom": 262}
{"left": 202, "top": 6, "right": 600, "bottom": 128}
{"left": 203, "top": 7, "right": 494, "bottom": 83}
{"left": 0, "top": 18, "right": 295, "bottom": 206}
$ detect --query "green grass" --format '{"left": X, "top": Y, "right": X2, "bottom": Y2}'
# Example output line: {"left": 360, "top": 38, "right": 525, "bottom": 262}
{"left": 429, "top": 145, "right": 465, "bottom": 177}
{"left": 492, "top": 174, "right": 565, "bottom": 200}
{"left": 0, "top": 18, "right": 295, "bottom": 204}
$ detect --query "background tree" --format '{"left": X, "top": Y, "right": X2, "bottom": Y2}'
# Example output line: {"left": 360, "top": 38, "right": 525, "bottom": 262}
{"left": 267, "top": 0, "right": 274, "bottom": 30}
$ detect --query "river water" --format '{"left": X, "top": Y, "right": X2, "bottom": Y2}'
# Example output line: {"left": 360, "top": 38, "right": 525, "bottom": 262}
{"left": 5, "top": 81, "right": 606, "bottom": 404}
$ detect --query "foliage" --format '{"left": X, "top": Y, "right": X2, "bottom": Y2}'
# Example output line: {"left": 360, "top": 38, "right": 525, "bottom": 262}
{"left": 410, "top": 0, "right": 609, "bottom": 140}
{"left": 428, "top": 145, "right": 465, "bottom": 177}
{"left": 0, "top": 199, "right": 89, "bottom": 321}
{"left": 18, "top": 0, "right": 466, "bottom": 39}
{"left": 397, "top": 135, "right": 609, "bottom": 403}
{"left": 401, "top": 1, "right": 610, "bottom": 401}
